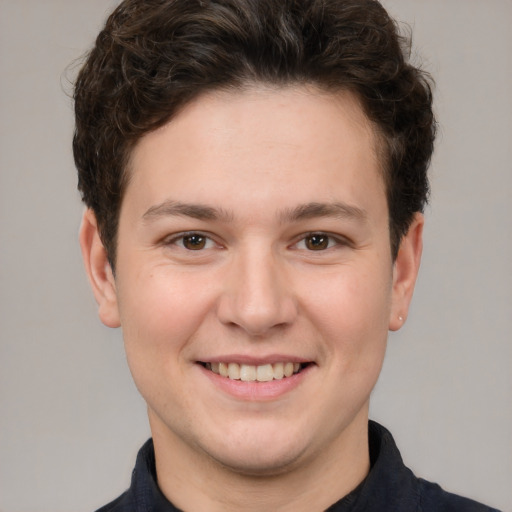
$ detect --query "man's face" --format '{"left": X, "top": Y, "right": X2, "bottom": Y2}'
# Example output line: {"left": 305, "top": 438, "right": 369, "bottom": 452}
{"left": 84, "top": 86, "right": 420, "bottom": 475}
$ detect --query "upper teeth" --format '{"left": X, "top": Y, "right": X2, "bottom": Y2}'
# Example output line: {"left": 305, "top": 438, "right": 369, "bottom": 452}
{"left": 206, "top": 362, "right": 302, "bottom": 381}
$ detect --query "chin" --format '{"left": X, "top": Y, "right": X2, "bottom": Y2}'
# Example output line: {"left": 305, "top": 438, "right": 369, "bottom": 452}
{"left": 199, "top": 423, "right": 311, "bottom": 477}
{"left": 209, "top": 444, "right": 306, "bottom": 477}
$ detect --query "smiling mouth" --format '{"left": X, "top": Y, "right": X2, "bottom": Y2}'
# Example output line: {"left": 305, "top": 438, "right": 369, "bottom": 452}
{"left": 200, "top": 362, "right": 310, "bottom": 382}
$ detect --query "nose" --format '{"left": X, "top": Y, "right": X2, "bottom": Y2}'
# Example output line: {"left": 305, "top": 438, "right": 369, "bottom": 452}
{"left": 216, "top": 246, "right": 298, "bottom": 336}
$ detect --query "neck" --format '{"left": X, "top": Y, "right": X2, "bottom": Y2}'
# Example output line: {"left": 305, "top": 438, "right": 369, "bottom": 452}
{"left": 149, "top": 408, "right": 371, "bottom": 512}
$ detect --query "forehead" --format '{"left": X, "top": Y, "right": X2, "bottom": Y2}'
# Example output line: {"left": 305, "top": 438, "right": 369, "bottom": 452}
{"left": 124, "top": 86, "right": 386, "bottom": 222}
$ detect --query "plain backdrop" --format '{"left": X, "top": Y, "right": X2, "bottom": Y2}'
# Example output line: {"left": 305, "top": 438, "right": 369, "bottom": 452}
{"left": 0, "top": 1, "right": 511, "bottom": 511}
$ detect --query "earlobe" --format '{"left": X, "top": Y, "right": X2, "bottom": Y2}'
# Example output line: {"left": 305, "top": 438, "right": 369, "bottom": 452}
{"left": 389, "top": 213, "right": 424, "bottom": 332}
{"left": 79, "top": 209, "right": 121, "bottom": 328}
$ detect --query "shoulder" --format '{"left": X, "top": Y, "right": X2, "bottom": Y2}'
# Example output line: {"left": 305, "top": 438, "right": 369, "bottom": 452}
{"left": 365, "top": 422, "right": 501, "bottom": 512}
{"left": 93, "top": 439, "right": 155, "bottom": 512}
{"left": 93, "top": 438, "right": 182, "bottom": 512}
{"left": 417, "top": 478, "right": 502, "bottom": 512}
{"left": 94, "top": 491, "right": 131, "bottom": 512}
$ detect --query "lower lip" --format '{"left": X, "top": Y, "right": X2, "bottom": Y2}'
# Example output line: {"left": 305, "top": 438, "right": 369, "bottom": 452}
{"left": 198, "top": 364, "right": 313, "bottom": 401}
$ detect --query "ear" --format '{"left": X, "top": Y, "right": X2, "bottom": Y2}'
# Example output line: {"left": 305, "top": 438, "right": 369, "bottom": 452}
{"left": 389, "top": 213, "right": 424, "bottom": 331}
{"left": 79, "top": 209, "right": 121, "bottom": 328}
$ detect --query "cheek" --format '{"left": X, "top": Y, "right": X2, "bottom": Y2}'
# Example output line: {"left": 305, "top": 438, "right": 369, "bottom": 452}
{"left": 307, "top": 261, "right": 392, "bottom": 312}
{"left": 117, "top": 269, "right": 219, "bottom": 412}
{"left": 116, "top": 268, "right": 218, "bottom": 360}
{"left": 298, "top": 263, "right": 392, "bottom": 351}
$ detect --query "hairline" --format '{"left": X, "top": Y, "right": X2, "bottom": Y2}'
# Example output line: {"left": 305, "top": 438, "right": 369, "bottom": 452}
{"left": 107, "top": 81, "right": 401, "bottom": 270}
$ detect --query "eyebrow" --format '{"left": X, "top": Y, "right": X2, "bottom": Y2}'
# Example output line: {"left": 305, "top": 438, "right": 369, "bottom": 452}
{"left": 142, "top": 199, "right": 367, "bottom": 224}
{"left": 278, "top": 201, "right": 368, "bottom": 224}
{"left": 142, "top": 200, "right": 233, "bottom": 222}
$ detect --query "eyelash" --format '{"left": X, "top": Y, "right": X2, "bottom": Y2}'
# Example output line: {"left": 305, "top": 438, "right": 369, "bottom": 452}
{"left": 164, "top": 232, "right": 218, "bottom": 251}
{"left": 164, "top": 231, "right": 347, "bottom": 252}
{"left": 294, "top": 232, "right": 347, "bottom": 251}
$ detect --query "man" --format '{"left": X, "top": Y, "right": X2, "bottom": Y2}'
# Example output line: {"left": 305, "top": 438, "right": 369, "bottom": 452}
{"left": 74, "top": 0, "right": 500, "bottom": 510}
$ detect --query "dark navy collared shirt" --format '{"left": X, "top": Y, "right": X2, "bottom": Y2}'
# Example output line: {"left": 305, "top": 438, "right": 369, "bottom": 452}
{"left": 95, "top": 421, "right": 501, "bottom": 512}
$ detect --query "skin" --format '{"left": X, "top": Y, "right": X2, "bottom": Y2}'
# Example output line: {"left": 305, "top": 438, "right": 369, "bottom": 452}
{"left": 80, "top": 86, "right": 423, "bottom": 512}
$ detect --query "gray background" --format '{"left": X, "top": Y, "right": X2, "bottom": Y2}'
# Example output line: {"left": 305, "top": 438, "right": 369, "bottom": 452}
{"left": 0, "top": 1, "right": 510, "bottom": 511}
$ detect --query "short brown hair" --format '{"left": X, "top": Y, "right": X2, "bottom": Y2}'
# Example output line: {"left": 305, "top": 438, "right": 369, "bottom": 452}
{"left": 73, "top": 0, "right": 436, "bottom": 267}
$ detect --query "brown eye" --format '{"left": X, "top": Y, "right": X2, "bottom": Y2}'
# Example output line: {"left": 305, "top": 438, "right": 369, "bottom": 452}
{"left": 182, "top": 234, "right": 207, "bottom": 250}
{"left": 305, "top": 234, "right": 330, "bottom": 250}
